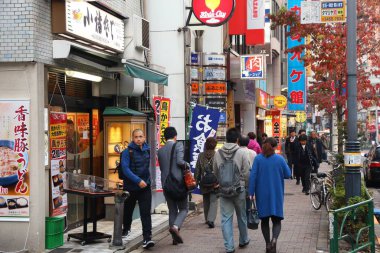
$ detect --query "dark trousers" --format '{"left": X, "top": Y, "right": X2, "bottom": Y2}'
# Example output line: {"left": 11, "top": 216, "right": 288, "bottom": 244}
{"left": 287, "top": 154, "right": 298, "bottom": 179}
{"left": 300, "top": 166, "right": 312, "bottom": 192}
{"left": 123, "top": 187, "right": 152, "bottom": 240}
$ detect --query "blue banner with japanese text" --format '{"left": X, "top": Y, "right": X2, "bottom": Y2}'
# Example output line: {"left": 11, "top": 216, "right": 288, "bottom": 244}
{"left": 189, "top": 105, "right": 220, "bottom": 175}
{"left": 287, "top": 0, "right": 306, "bottom": 111}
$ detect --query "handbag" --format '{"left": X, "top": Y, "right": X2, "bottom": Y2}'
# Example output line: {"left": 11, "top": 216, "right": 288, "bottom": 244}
{"left": 183, "top": 163, "right": 197, "bottom": 191}
{"left": 163, "top": 143, "right": 188, "bottom": 201}
{"left": 247, "top": 200, "right": 260, "bottom": 230}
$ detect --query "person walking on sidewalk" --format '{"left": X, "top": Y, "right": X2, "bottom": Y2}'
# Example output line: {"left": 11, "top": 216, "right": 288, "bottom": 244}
{"left": 239, "top": 135, "right": 257, "bottom": 167}
{"left": 158, "top": 127, "right": 189, "bottom": 245}
{"left": 285, "top": 130, "right": 298, "bottom": 180}
{"left": 247, "top": 132, "right": 262, "bottom": 154}
{"left": 249, "top": 137, "right": 291, "bottom": 253}
{"left": 213, "top": 128, "right": 251, "bottom": 253}
{"left": 121, "top": 129, "right": 155, "bottom": 249}
{"left": 308, "top": 131, "right": 323, "bottom": 173}
{"left": 195, "top": 137, "right": 219, "bottom": 229}
{"left": 294, "top": 134, "right": 318, "bottom": 195}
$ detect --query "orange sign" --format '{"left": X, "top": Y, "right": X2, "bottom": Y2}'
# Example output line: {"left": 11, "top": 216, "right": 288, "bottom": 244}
{"left": 273, "top": 95, "right": 287, "bottom": 109}
{"left": 205, "top": 82, "right": 227, "bottom": 95}
{"left": 191, "top": 83, "right": 199, "bottom": 95}
{"left": 256, "top": 88, "right": 269, "bottom": 109}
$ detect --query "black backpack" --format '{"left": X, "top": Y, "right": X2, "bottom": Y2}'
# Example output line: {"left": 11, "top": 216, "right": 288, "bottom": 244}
{"left": 200, "top": 157, "right": 218, "bottom": 188}
{"left": 116, "top": 149, "right": 134, "bottom": 180}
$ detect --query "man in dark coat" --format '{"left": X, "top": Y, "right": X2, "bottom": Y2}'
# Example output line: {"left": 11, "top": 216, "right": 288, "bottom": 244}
{"left": 308, "top": 131, "right": 323, "bottom": 173}
{"left": 121, "top": 129, "right": 154, "bottom": 249}
{"left": 293, "top": 134, "right": 318, "bottom": 195}
{"left": 285, "top": 130, "right": 298, "bottom": 181}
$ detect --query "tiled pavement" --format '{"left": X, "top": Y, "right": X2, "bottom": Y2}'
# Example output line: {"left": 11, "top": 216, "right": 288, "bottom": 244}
{"left": 131, "top": 164, "right": 331, "bottom": 253}
{"left": 49, "top": 164, "right": 332, "bottom": 253}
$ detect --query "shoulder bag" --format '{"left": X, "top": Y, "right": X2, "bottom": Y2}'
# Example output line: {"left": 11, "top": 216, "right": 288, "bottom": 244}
{"left": 163, "top": 143, "right": 188, "bottom": 200}
{"left": 247, "top": 199, "right": 260, "bottom": 230}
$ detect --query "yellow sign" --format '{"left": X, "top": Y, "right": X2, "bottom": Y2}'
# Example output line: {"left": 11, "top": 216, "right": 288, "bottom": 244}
{"left": 273, "top": 95, "right": 287, "bottom": 109}
{"left": 295, "top": 111, "right": 307, "bottom": 123}
{"left": 320, "top": 0, "right": 346, "bottom": 23}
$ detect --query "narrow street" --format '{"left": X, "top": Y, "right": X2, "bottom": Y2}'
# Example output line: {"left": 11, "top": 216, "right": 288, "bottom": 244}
{"left": 131, "top": 164, "right": 331, "bottom": 253}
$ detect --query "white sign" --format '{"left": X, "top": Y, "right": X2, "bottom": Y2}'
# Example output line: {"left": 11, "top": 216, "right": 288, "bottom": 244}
{"left": 344, "top": 152, "right": 362, "bottom": 167}
{"left": 203, "top": 68, "right": 226, "bottom": 81}
{"left": 301, "top": 1, "right": 321, "bottom": 24}
{"left": 264, "top": 0, "right": 271, "bottom": 43}
{"left": 203, "top": 54, "right": 226, "bottom": 66}
{"left": 240, "top": 55, "right": 266, "bottom": 79}
{"left": 247, "top": 0, "right": 265, "bottom": 30}
{"left": 191, "top": 67, "right": 199, "bottom": 80}
{"left": 65, "top": 0, "right": 125, "bottom": 52}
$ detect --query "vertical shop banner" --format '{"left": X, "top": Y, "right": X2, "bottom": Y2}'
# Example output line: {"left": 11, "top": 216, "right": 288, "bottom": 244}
{"left": 50, "top": 112, "right": 68, "bottom": 216}
{"left": 0, "top": 101, "right": 30, "bottom": 219}
{"left": 287, "top": 0, "right": 306, "bottom": 111}
{"left": 246, "top": 0, "right": 265, "bottom": 45}
{"left": 159, "top": 98, "right": 171, "bottom": 147}
{"left": 271, "top": 111, "right": 282, "bottom": 153}
{"left": 189, "top": 105, "right": 220, "bottom": 173}
{"left": 153, "top": 96, "right": 163, "bottom": 191}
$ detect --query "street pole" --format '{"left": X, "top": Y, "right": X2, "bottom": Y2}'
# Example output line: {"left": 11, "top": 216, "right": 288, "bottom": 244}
{"left": 344, "top": 0, "right": 361, "bottom": 200}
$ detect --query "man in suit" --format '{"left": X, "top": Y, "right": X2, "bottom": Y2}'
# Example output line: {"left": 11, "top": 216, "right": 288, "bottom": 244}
{"left": 308, "top": 131, "right": 323, "bottom": 173}
{"left": 285, "top": 130, "right": 298, "bottom": 181}
{"left": 158, "top": 127, "right": 189, "bottom": 245}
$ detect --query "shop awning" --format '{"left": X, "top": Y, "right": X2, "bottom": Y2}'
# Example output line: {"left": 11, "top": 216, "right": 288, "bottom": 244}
{"left": 103, "top": 107, "right": 146, "bottom": 116}
{"left": 124, "top": 60, "right": 168, "bottom": 86}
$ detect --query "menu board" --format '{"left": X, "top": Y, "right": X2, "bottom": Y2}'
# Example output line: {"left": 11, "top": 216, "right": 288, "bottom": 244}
{"left": 50, "top": 112, "right": 68, "bottom": 216}
{"left": 0, "top": 100, "right": 30, "bottom": 219}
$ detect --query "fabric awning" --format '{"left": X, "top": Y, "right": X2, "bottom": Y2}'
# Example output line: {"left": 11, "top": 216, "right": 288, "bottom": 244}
{"left": 103, "top": 107, "right": 146, "bottom": 116}
{"left": 124, "top": 61, "right": 168, "bottom": 86}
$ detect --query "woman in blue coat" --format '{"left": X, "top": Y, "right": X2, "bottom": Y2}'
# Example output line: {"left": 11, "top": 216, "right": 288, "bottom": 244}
{"left": 249, "top": 137, "right": 291, "bottom": 253}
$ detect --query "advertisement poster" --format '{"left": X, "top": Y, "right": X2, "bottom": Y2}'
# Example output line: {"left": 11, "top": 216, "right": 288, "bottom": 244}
{"left": 92, "top": 109, "right": 99, "bottom": 144}
{"left": 50, "top": 112, "right": 68, "bottom": 216}
{"left": 271, "top": 110, "right": 282, "bottom": 153}
{"left": 287, "top": 0, "right": 306, "bottom": 111}
{"left": 241, "top": 55, "right": 266, "bottom": 79}
{"left": 192, "top": 0, "right": 235, "bottom": 26}
{"left": 159, "top": 98, "right": 171, "bottom": 147}
{"left": 0, "top": 100, "right": 30, "bottom": 219}
{"left": 153, "top": 96, "right": 163, "bottom": 192}
{"left": 189, "top": 105, "right": 220, "bottom": 175}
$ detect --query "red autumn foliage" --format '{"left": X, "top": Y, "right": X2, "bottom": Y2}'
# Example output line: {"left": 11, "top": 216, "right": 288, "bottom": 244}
{"left": 270, "top": 0, "right": 380, "bottom": 113}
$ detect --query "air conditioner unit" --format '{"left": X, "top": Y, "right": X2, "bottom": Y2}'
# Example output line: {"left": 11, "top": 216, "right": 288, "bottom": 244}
{"left": 134, "top": 15, "right": 150, "bottom": 50}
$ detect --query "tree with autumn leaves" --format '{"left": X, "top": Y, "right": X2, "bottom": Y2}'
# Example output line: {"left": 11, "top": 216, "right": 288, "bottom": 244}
{"left": 270, "top": 0, "right": 380, "bottom": 153}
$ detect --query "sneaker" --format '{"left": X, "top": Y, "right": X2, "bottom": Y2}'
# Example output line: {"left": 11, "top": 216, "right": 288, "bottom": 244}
{"left": 122, "top": 229, "right": 131, "bottom": 237}
{"left": 207, "top": 221, "right": 215, "bottom": 228}
{"left": 143, "top": 239, "right": 155, "bottom": 249}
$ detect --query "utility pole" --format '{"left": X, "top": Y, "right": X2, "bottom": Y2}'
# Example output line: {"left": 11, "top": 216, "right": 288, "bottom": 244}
{"left": 344, "top": 0, "right": 361, "bottom": 200}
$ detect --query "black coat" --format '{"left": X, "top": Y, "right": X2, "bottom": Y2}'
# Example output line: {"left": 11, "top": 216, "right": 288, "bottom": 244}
{"left": 308, "top": 138, "right": 324, "bottom": 163}
{"left": 285, "top": 136, "right": 298, "bottom": 156}
{"left": 293, "top": 142, "right": 318, "bottom": 169}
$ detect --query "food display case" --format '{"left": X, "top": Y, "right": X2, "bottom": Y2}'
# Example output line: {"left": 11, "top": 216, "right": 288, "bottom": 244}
{"left": 103, "top": 107, "right": 146, "bottom": 208}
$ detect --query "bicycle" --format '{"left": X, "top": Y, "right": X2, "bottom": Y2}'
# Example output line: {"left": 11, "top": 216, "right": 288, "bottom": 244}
{"left": 309, "top": 162, "right": 343, "bottom": 211}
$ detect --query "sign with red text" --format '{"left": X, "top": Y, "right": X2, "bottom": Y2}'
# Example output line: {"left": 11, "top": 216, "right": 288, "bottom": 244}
{"left": 50, "top": 112, "right": 68, "bottom": 216}
{"left": 0, "top": 100, "right": 30, "bottom": 219}
{"left": 153, "top": 96, "right": 163, "bottom": 191}
{"left": 241, "top": 55, "right": 266, "bottom": 79}
{"left": 192, "top": 0, "right": 235, "bottom": 26}
{"left": 159, "top": 98, "right": 171, "bottom": 147}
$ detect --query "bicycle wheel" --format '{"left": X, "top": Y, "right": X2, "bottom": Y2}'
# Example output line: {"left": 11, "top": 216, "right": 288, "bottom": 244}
{"left": 325, "top": 191, "right": 333, "bottom": 211}
{"left": 310, "top": 178, "right": 322, "bottom": 210}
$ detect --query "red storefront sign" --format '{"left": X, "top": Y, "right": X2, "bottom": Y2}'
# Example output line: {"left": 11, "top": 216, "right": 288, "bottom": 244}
{"left": 191, "top": 83, "right": 200, "bottom": 95}
{"left": 193, "top": 0, "right": 235, "bottom": 26}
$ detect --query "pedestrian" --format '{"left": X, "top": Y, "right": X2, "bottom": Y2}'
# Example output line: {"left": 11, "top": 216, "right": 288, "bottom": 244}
{"left": 248, "top": 137, "right": 291, "bottom": 253}
{"left": 308, "top": 131, "right": 323, "bottom": 173}
{"left": 320, "top": 133, "right": 329, "bottom": 161}
{"left": 238, "top": 135, "right": 257, "bottom": 222}
{"left": 261, "top": 133, "right": 268, "bottom": 144}
{"left": 194, "top": 137, "right": 219, "bottom": 229}
{"left": 247, "top": 132, "right": 262, "bottom": 154}
{"left": 298, "top": 129, "right": 306, "bottom": 136}
{"left": 157, "top": 127, "right": 189, "bottom": 245}
{"left": 285, "top": 130, "right": 298, "bottom": 180}
{"left": 121, "top": 129, "right": 155, "bottom": 249}
{"left": 294, "top": 134, "right": 318, "bottom": 195}
{"left": 213, "top": 128, "right": 251, "bottom": 253}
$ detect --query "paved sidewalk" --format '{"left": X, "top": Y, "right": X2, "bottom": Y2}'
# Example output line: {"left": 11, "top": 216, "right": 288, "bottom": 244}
{"left": 132, "top": 163, "right": 331, "bottom": 253}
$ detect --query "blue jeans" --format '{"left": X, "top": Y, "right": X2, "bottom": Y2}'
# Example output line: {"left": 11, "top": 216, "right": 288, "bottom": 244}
{"left": 220, "top": 191, "right": 249, "bottom": 252}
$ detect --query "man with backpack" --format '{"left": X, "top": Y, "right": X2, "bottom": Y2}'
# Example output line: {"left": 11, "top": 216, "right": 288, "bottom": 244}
{"left": 213, "top": 128, "right": 251, "bottom": 253}
{"left": 121, "top": 129, "right": 154, "bottom": 249}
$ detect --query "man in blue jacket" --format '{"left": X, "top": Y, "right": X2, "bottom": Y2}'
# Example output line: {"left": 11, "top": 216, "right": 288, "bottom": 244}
{"left": 122, "top": 129, "right": 154, "bottom": 249}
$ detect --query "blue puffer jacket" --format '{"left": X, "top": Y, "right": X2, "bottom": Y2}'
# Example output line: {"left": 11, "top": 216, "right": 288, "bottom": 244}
{"left": 121, "top": 141, "right": 151, "bottom": 192}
